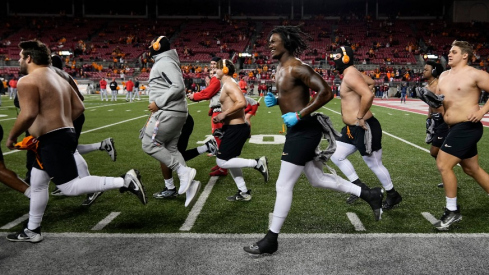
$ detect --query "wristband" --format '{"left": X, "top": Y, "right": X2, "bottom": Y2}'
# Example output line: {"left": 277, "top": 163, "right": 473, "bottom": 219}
{"left": 296, "top": 111, "right": 302, "bottom": 120}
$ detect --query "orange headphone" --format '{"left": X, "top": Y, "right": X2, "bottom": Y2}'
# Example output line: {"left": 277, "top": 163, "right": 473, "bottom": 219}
{"left": 341, "top": 46, "right": 350, "bottom": 64}
{"left": 222, "top": 59, "right": 229, "bottom": 75}
{"left": 151, "top": 36, "right": 165, "bottom": 51}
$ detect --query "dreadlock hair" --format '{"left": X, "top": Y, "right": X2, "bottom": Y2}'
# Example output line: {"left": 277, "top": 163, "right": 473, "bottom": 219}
{"left": 269, "top": 25, "right": 309, "bottom": 56}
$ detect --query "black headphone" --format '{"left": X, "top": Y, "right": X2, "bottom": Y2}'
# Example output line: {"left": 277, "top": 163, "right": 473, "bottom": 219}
{"left": 426, "top": 61, "right": 440, "bottom": 78}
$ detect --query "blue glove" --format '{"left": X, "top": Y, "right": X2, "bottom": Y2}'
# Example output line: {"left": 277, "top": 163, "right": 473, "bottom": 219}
{"left": 282, "top": 112, "right": 300, "bottom": 127}
{"left": 264, "top": 92, "right": 278, "bottom": 107}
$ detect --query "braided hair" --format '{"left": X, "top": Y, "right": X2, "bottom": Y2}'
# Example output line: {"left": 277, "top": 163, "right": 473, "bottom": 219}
{"left": 269, "top": 25, "right": 309, "bottom": 56}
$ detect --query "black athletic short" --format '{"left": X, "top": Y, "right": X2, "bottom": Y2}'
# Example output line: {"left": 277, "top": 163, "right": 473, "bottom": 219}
{"left": 73, "top": 113, "right": 85, "bottom": 140}
{"left": 34, "top": 128, "right": 79, "bottom": 185}
{"left": 0, "top": 124, "right": 4, "bottom": 162}
{"left": 441, "top": 121, "right": 482, "bottom": 159}
{"left": 337, "top": 116, "right": 382, "bottom": 156}
{"left": 178, "top": 113, "right": 194, "bottom": 154}
{"left": 431, "top": 122, "right": 450, "bottom": 148}
{"left": 216, "top": 123, "right": 250, "bottom": 161}
{"left": 281, "top": 115, "right": 322, "bottom": 166}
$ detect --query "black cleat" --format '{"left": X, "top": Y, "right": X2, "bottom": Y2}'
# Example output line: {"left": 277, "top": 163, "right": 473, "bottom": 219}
{"left": 7, "top": 226, "right": 43, "bottom": 243}
{"left": 81, "top": 192, "right": 104, "bottom": 206}
{"left": 244, "top": 234, "right": 278, "bottom": 255}
{"left": 434, "top": 206, "right": 462, "bottom": 231}
{"left": 382, "top": 190, "right": 402, "bottom": 210}
{"left": 361, "top": 187, "right": 384, "bottom": 221}
{"left": 120, "top": 169, "right": 147, "bottom": 205}
{"left": 254, "top": 156, "right": 269, "bottom": 182}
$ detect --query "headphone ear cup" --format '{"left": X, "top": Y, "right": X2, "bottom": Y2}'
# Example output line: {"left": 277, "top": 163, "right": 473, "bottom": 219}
{"left": 153, "top": 41, "right": 160, "bottom": 51}
{"left": 222, "top": 66, "right": 229, "bottom": 75}
{"left": 432, "top": 68, "right": 437, "bottom": 78}
{"left": 342, "top": 55, "right": 350, "bottom": 64}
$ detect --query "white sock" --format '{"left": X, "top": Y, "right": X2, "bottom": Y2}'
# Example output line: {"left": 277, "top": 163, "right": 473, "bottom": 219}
{"left": 24, "top": 187, "right": 31, "bottom": 198}
{"left": 28, "top": 168, "right": 51, "bottom": 230}
{"left": 304, "top": 161, "right": 361, "bottom": 196}
{"left": 216, "top": 158, "right": 256, "bottom": 169}
{"left": 197, "top": 145, "right": 208, "bottom": 154}
{"left": 176, "top": 164, "right": 189, "bottom": 175}
{"left": 74, "top": 151, "right": 90, "bottom": 178}
{"left": 229, "top": 168, "right": 247, "bottom": 193}
{"left": 57, "top": 176, "right": 124, "bottom": 196}
{"left": 77, "top": 143, "right": 102, "bottom": 154}
{"left": 446, "top": 197, "right": 458, "bottom": 211}
{"left": 165, "top": 178, "right": 175, "bottom": 190}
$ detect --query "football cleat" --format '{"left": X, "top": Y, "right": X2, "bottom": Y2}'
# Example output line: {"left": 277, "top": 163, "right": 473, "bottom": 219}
{"left": 100, "top": 138, "right": 117, "bottom": 162}
{"left": 434, "top": 206, "right": 462, "bottom": 231}
{"left": 7, "top": 226, "right": 43, "bottom": 243}
{"left": 254, "top": 156, "right": 269, "bottom": 182}
{"left": 81, "top": 192, "right": 104, "bottom": 206}
{"left": 120, "top": 169, "right": 147, "bottom": 205}
{"left": 153, "top": 187, "right": 178, "bottom": 199}
{"left": 227, "top": 190, "right": 252, "bottom": 202}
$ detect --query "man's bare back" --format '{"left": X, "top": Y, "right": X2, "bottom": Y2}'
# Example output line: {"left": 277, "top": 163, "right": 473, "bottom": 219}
{"left": 18, "top": 67, "right": 84, "bottom": 137}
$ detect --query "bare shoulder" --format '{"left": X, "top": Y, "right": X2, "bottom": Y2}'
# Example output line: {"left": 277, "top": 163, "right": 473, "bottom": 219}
{"left": 290, "top": 59, "right": 314, "bottom": 76}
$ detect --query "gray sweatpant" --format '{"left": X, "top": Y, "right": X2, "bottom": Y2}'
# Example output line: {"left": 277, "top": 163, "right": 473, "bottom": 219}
{"left": 141, "top": 110, "right": 187, "bottom": 170}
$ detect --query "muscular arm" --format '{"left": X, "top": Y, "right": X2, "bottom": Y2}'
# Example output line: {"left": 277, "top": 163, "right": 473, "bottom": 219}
{"left": 475, "top": 70, "right": 489, "bottom": 115}
{"left": 292, "top": 64, "right": 333, "bottom": 117}
{"left": 361, "top": 73, "right": 375, "bottom": 92}
{"left": 71, "top": 87, "right": 85, "bottom": 121}
{"left": 6, "top": 80, "right": 40, "bottom": 148}
{"left": 346, "top": 71, "right": 374, "bottom": 119}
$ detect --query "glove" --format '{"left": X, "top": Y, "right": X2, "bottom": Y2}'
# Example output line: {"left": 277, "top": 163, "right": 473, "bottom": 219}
{"left": 282, "top": 112, "right": 300, "bottom": 127}
{"left": 264, "top": 92, "right": 278, "bottom": 107}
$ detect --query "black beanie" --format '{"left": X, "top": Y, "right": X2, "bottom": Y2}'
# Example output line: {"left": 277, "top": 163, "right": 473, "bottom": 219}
{"left": 51, "top": 55, "right": 63, "bottom": 70}
{"left": 149, "top": 36, "right": 171, "bottom": 57}
{"left": 211, "top": 56, "right": 221, "bottom": 62}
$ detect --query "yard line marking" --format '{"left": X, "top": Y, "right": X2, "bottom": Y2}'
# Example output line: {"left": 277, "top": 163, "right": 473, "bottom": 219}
{"left": 91, "top": 212, "right": 121, "bottom": 231}
{"left": 322, "top": 107, "right": 430, "bottom": 154}
{"left": 0, "top": 118, "right": 16, "bottom": 122}
{"left": 0, "top": 213, "right": 29, "bottom": 229}
{"left": 269, "top": 213, "right": 273, "bottom": 228}
{"left": 180, "top": 176, "right": 219, "bottom": 231}
{"left": 422, "top": 212, "right": 439, "bottom": 225}
{"left": 346, "top": 212, "right": 366, "bottom": 231}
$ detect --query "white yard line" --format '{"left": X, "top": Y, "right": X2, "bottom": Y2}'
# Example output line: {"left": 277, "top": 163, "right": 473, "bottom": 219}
{"left": 0, "top": 213, "right": 29, "bottom": 230}
{"left": 91, "top": 212, "right": 121, "bottom": 231}
{"left": 346, "top": 212, "right": 366, "bottom": 231}
{"left": 180, "top": 176, "right": 219, "bottom": 231}
{"left": 421, "top": 212, "right": 439, "bottom": 225}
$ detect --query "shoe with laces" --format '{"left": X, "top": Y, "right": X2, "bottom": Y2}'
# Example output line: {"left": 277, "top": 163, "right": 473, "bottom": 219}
{"left": 100, "top": 138, "right": 117, "bottom": 162}
{"left": 360, "top": 187, "right": 384, "bottom": 221}
{"left": 120, "top": 169, "right": 147, "bottom": 205}
{"left": 51, "top": 187, "right": 64, "bottom": 196}
{"left": 81, "top": 192, "right": 103, "bottom": 206}
{"left": 153, "top": 187, "right": 177, "bottom": 199}
{"left": 209, "top": 168, "right": 228, "bottom": 177}
{"left": 7, "top": 226, "right": 43, "bottom": 243}
{"left": 227, "top": 190, "right": 252, "bottom": 201}
{"left": 210, "top": 165, "right": 220, "bottom": 172}
{"left": 434, "top": 206, "right": 462, "bottom": 231}
{"left": 205, "top": 138, "right": 218, "bottom": 156}
{"left": 243, "top": 231, "right": 278, "bottom": 255}
{"left": 177, "top": 167, "right": 196, "bottom": 195}
{"left": 382, "top": 190, "right": 402, "bottom": 210}
{"left": 254, "top": 156, "right": 269, "bottom": 182}
{"left": 185, "top": 180, "right": 201, "bottom": 207}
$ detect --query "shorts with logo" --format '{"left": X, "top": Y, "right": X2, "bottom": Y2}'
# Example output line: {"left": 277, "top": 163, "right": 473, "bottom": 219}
{"left": 217, "top": 123, "right": 250, "bottom": 161}
{"left": 34, "top": 128, "right": 79, "bottom": 185}
{"left": 282, "top": 115, "right": 322, "bottom": 166}
{"left": 431, "top": 122, "right": 449, "bottom": 148}
{"left": 337, "top": 116, "right": 382, "bottom": 156}
{"left": 441, "top": 121, "right": 482, "bottom": 159}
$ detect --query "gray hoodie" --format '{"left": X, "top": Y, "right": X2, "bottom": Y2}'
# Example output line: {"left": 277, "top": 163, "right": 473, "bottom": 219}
{"left": 148, "top": 49, "right": 187, "bottom": 113}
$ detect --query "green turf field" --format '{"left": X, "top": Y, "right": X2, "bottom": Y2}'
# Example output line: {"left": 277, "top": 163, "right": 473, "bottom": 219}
{"left": 1, "top": 95, "right": 488, "bottom": 234}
